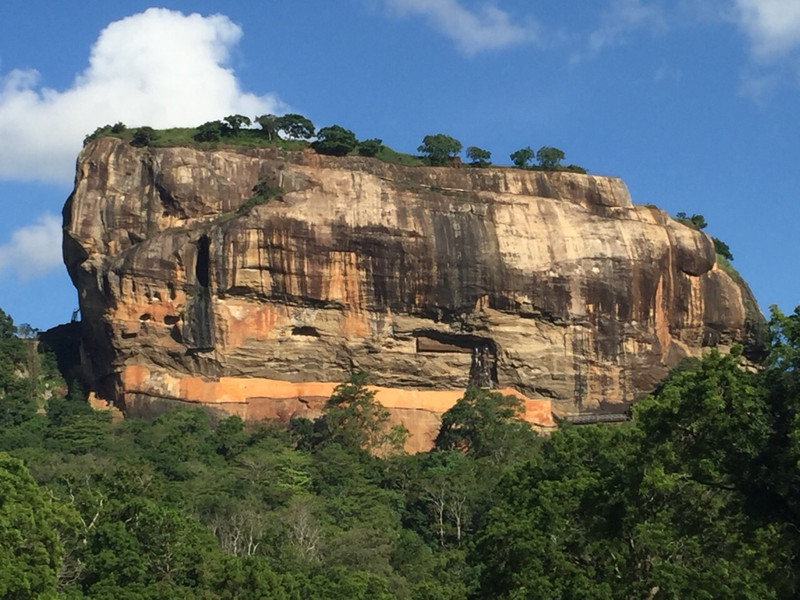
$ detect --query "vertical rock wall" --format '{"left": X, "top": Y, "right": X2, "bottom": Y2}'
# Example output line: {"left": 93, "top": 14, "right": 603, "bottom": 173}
{"left": 63, "top": 138, "right": 763, "bottom": 449}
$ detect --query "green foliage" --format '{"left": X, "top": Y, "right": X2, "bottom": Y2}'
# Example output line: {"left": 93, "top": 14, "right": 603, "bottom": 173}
{"left": 84, "top": 124, "right": 114, "bottom": 146}
{"left": 224, "top": 114, "right": 251, "bottom": 134}
{"left": 473, "top": 342, "right": 800, "bottom": 599}
{"left": 675, "top": 211, "right": 708, "bottom": 230}
{"left": 509, "top": 146, "right": 534, "bottom": 168}
{"left": 465, "top": 146, "right": 491, "bottom": 167}
{"left": 3, "top": 296, "right": 799, "bottom": 598}
{"left": 0, "top": 452, "right": 75, "bottom": 599}
{"left": 194, "top": 120, "right": 231, "bottom": 143}
{"left": 435, "top": 388, "right": 538, "bottom": 464}
{"left": 0, "top": 308, "right": 16, "bottom": 338}
{"left": 374, "top": 145, "right": 425, "bottom": 165}
{"left": 313, "top": 125, "right": 358, "bottom": 156}
{"left": 237, "top": 175, "right": 284, "bottom": 215}
{"left": 357, "top": 138, "right": 383, "bottom": 157}
{"left": 277, "top": 114, "right": 315, "bottom": 140}
{"left": 130, "top": 126, "right": 158, "bottom": 147}
{"left": 255, "top": 114, "right": 280, "bottom": 140}
{"left": 535, "top": 145, "right": 565, "bottom": 169}
{"left": 675, "top": 212, "right": 735, "bottom": 261}
{"left": 714, "top": 237, "right": 734, "bottom": 260}
{"left": 314, "top": 372, "right": 408, "bottom": 454}
{"left": 417, "top": 134, "right": 462, "bottom": 166}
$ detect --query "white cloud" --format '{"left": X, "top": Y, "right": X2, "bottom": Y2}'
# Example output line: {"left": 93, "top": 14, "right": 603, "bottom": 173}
{"left": 588, "top": 0, "right": 666, "bottom": 53}
{"left": 384, "top": 0, "right": 539, "bottom": 55}
{"left": 0, "top": 214, "right": 62, "bottom": 281}
{"left": 732, "top": 0, "right": 800, "bottom": 60}
{"left": 0, "top": 8, "right": 285, "bottom": 184}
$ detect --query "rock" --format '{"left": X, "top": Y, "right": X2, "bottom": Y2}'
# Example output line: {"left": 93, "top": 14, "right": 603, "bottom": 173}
{"left": 63, "top": 138, "right": 763, "bottom": 451}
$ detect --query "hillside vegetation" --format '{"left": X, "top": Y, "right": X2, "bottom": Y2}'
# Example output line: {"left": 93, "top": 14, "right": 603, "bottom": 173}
{"left": 83, "top": 115, "right": 586, "bottom": 172}
{"left": 1, "top": 304, "right": 800, "bottom": 598}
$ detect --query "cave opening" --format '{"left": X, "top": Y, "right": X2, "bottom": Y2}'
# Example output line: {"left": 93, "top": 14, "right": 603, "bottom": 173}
{"left": 196, "top": 235, "right": 210, "bottom": 288}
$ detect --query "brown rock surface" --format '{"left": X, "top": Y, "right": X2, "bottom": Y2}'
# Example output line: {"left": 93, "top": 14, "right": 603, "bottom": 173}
{"left": 63, "top": 137, "right": 763, "bottom": 450}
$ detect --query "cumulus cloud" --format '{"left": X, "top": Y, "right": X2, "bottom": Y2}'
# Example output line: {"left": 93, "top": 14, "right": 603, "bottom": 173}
{"left": 384, "top": 0, "right": 539, "bottom": 55}
{"left": 0, "top": 8, "right": 285, "bottom": 183}
{"left": 0, "top": 214, "right": 62, "bottom": 281}
{"left": 732, "top": 0, "right": 800, "bottom": 60}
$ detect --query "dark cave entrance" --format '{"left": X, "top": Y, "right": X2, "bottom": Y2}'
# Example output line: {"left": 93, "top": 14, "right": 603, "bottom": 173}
{"left": 196, "top": 235, "right": 210, "bottom": 288}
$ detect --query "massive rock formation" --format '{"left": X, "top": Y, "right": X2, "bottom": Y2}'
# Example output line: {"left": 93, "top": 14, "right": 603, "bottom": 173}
{"left": 63, "top": 137, "right": 762, "bottom": 451}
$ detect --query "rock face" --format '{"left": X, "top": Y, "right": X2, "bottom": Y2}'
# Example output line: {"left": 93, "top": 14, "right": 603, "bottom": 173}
{"left": 63, "top": 138, "right": 763, "bottom": 450}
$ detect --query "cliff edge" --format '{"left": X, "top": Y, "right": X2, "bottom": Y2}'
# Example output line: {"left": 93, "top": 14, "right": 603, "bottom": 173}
{"left": 63, "top": 138, "right": 763, "bottom": 450}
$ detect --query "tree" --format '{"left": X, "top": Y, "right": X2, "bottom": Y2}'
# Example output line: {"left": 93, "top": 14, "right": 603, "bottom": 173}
{"left": 535, "top": 146, "right": 565, "bottom": 169}
{"left": 435, "top": 387, "right": 538, "bottom": 464}
{"left": 714, "top": 238, "right": 734, "bottom": 260}
{"left": 466, "top": 146, "right": 491, "bottom": 167}
{"left": 675, "top": 212, "right": 734, "bottom": 260}
{"left": 277, "top": 114, "right": 315, "bottom": 140}
{"left": 0, "top": 308, "right": 16, "bottom": 339}
{"left": 674, "top": 212, "right": 708, "bottom": 231}
{"left": 509, "top": 146, "right": 534, "bottom": 168}
{"left": 130, "top": 126, "right": 157, "bottom": 147}
{"left": 0, "top": 309, "right": 36, "bottom": 429}
{"left": 317, "top": 372, "right": 407, "bottom": 454}
{"left": 0, "top": 453, "right": 75, "bottom": 599}
{"left": 417, "top": 134, "right": 462, "bottom": 166}
{"left": 224, "top": 114, "right": 252, "bottom": 134}
{"left": 357, "top": 138, "right": 383, "bottom": 157}
{"left": 313, "top": 125, "right": 358, "bottom": 156}
{"left": 194, "top": 120, "right": 231, "bottom": 143}
{"left": 255, "top": 114, "right": 280, "bottom": 140}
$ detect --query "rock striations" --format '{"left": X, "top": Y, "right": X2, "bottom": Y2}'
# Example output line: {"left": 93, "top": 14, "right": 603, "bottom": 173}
{"left": 63, "top": 137, "right": 763, "bottom": 451}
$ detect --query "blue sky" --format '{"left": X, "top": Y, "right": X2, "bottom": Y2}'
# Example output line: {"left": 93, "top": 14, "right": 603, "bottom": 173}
{"left": 0, "top": 0, "right": 798, "bottom": 330}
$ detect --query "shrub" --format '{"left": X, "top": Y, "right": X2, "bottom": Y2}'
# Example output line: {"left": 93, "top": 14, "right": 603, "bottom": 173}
{"left": 357, "top": 138, "right": 383, "bottom": 157}
{"left": 313, "top": 125, "right": 358, "bottom": 156}
{"left": 130, "top": 126, "right": 158, "bottom": 147}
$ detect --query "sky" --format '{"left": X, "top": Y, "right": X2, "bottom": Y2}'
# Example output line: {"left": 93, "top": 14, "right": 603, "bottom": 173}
{"left": 0, "top": 0, "right": 798, "bottom": 330}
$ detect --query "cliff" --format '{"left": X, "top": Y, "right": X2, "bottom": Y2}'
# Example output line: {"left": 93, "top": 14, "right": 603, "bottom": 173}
{"left": 63, "top": 137, "right": 763, "bottom": 451}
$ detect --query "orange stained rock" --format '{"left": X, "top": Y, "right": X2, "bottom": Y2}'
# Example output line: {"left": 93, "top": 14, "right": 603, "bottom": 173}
{"left": 120, "top": 365, "right": 556, "bottom": 442}
{"left": 219, "top": 302, "right": 285, "bottom": 349}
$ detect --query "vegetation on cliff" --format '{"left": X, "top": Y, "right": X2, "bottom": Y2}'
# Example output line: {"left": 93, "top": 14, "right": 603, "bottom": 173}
{"left": 83, "top": 115, "right": 585, "bottom": 171}
{"left": 1, "top": 302, "right": 800, "bottom": 598}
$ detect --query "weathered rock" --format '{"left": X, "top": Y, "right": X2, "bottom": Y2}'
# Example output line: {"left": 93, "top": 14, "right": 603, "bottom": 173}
{"left": 63, "top": 138, "right": 763, "bottom": 450}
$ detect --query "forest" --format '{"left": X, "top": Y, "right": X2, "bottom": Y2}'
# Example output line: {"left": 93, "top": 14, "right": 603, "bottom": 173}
{"left": 1, "top": 304, "right": 800, "bottom": 599}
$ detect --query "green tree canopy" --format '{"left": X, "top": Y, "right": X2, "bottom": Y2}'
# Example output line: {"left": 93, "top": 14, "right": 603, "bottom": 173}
{"left": 675, "top": 211, "right": 708, "bottom": 230}
{"left": 130, "top": 126, "right": 158, "bottom": 147}
{"left": 224, "top": 114, "right": 252, "bottom": 134}
{"left": 357, "top": 138, "right": 383, "bottom": 157}
{"left": 255, "top": 114, "right": 280, "bottom": 140}
{"left": 435, "top": 388, "right": 537, "bottom": 464}
{"left": 0, "top": 453, "right": 75, "bottom": 599}
{"left": 509, "top": 146, "right": 534, "bottom": 168}
{"left": 466, "top": 146, "right": 491, "bottom": 166}
{"left": 315, "top": 372, "right": 407, "bottom": 454}
{"left": 194, "top": 120, "right": 231, "bottom": 143}
{"left": 277, "top": 114, "right": 315, "bottom": 140}
{"left": 535, "top": 146, "right": 565, "bottom": 169}
{"left": 313, "top": 125, "right": 358, "bottom": 156}
{"left": 417, "top": 134, "right": 462, "bottom": 166}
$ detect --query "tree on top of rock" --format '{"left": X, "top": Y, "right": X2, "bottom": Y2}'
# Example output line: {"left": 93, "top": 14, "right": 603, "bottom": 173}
{"left": 510, "top": 146, "right": 534, "bottom": 168}
{"left": 313, "top": 125, "right": 358, "bottom": 156}
{"left": 277, "top": 114, "right": 315, "bottom": 140}
{"left": 535, "top": 146, "right": 565, "bottom": 170}
{"left": 223, "top": 115, "right": 251, "bottom": 134}
{"left": 466, "top": 146, "right": 492, "bottom": 167}
{"left": 418, "top": 134, "right": 462, "bottom": 166}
